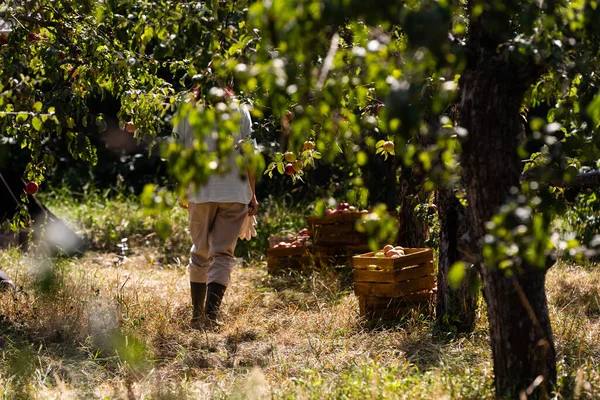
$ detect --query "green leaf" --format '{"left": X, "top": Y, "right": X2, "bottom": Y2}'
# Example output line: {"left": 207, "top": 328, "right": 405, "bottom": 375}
{"left": 357, "top": 151, "right": 368, "bottom": 166}
{"left": 16, "top": 112, "right": 29, "bottom": 123}
{"left": 32, "top": 117, "right": 42, "bottom": 131}
{"left": 33, "top": 102, "right": 43, "bottom": 112}
{"left": 448, "top": 261, "right": 467, "bottom": 289}
{"left": 586, "top": 92, "right": 600, "bottom": 127}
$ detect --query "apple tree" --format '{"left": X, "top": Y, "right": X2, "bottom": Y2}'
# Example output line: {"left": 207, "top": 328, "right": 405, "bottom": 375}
{"left": 0, "top": 0, "right": 265, "bottom": 231}
{"left": 3, "top": 0, "right": 600, "bottom": 398}
{"left": 227, "top": 0, "right": 600, "bottom": 397}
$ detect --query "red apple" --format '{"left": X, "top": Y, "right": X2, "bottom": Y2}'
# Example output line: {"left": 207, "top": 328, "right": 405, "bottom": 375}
{"left": 336, "top": 202, "right": 350, "bottom": 211}
{"left": 382, "top": 141, "right": 394, "bottom": 152}
{"left": 385, "top": 249, "right": 401, "bottom": 258}
{"left": 58, "top": 51, "right": 65, "bottom": 60}
{"left": 25, "top": 181, "right": 39, "bottom": 195}
{"left": 125, "top": 121, "right": 136, "bottom": 133}
{"left": 26, "top": 33, "right": 41, "bottom": 42}
{"left": 284, "top": 163, "right": 295, "bottom": 175}
{"left": 325, "top": 209, "right": 334, "bottom": 215}
{"left": 376, "top": 104, "right": 385, "bottom": 114}
{"left": 302, "top": 141, "right": 314, "bottom": 151}
{"left": 0, "top": 35, "right": 8, "bottom": 45}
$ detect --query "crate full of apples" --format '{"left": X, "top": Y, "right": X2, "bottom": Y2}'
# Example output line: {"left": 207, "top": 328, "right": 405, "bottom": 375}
{"left": 352, "top": 246, "right": 435, "bottom": 319}
{"left": 266, "top": 228, "right": 313, "bottom": 274}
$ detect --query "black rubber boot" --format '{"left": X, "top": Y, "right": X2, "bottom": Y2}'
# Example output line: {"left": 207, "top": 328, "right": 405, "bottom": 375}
{"left": 205, "top": 282, "right": 227, "bottom": 323}
{"left": 190, "top": 282, "right": 207, "bottom": 324}
{"left": 0, "top": 270, "right": 15, "bottom": 291}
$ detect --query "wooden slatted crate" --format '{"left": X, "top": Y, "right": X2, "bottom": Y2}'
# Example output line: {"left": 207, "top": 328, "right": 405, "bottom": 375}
{"left": 307, "top": 212, "right": 370, "bottom": 266}
{"left": 307, "top": 212, "right": 367, "bottom": 246}
{"left": 352, "top": 248, "right": 435, "bottom": 319}
{"left": 358, "top": 290, "right": 433, "bottom": 320}
{"left": 266, "top": 246, "right": 312, "bottom": 274}
{"left": 0, "top": 228, "right": 30, "bottom": 249}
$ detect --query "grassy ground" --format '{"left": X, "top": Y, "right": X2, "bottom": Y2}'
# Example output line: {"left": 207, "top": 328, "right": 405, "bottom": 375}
{"left": 0, "top": 195, "right": 598, "bottom": 399}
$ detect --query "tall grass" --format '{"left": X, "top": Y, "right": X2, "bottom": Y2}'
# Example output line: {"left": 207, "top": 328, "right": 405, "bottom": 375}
{"left": 41, "top": 188, "right": 312, "bottom": 264}
{"left": 1, "top": 247, "right": 598, "bottom": 399}
{"left": 0, "top": 193, "right": 598, "bottom": 399}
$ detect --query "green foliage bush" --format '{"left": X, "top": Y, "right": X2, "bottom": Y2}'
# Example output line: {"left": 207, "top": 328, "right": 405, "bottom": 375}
{"left": 42, "top": 187, "right": 190, "bottom": 260}
{"left": 564, "top": 191, "right": 600, "bottom": 248}
{"left": 41, "top": 188, "right": 312, "bottom": 263}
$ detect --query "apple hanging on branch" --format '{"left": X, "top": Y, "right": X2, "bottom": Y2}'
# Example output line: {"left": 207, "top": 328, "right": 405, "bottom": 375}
{"left": 302, "top": 141, "right": 314, "bottom": 151}
{"left": 263, "top": 141, "right": 322, "bottom": 183}
{"left": 25, "top": 181, "right": 39, "bottom": 195}
{"left": 26, "top": 32, "right": 41, "bottom": 42}
{"left": 284, "top": 151, "right": 296, "bottom": 162}
{"left": 125, "top": 121, "right": 136, "bottom": 133}
{"left": 284, "top": 163, "right": 295, "bottom": 175}
{"left": 292, "top": 161, "right": 303, "bottom": 172}
{"left": 376, "top": 139, "right": 395, "bottom": 160}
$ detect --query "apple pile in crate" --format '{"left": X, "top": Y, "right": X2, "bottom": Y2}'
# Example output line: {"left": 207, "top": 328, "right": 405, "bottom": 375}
{"left": 325, "top": 202, "right": 368, "bottom": 215}
{"left": 373, "top": 244, "right": 406, "bottom": 259}
{"left": 271, "top": 228, "right": 312, "bottom": 249}
{"left": 352, "top": 246, "right": 436, "bottom": 320}
{"left": 308, "top": 204, "right": 371, "bottom": 267}
{"left": 267, "top": 228, "right": 313, "bottom": 274}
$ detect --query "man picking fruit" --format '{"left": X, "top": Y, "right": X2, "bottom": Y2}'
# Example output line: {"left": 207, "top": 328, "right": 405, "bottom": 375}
{"left": 175, "top": 83, "right": 259, "bottom": 329}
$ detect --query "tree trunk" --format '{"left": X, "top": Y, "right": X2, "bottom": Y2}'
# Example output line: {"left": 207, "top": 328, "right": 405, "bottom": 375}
{"left": 397, "top": 166, "right": 429, "bottom": 247}
{"left": 460, "top": 67, "right": 556, "bottom": 396}
{"left": 435, "top": 187, "right": 478, "bottom": 332}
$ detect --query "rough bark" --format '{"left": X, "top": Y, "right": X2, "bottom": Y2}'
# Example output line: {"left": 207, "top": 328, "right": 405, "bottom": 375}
{"left": 460, "top": 66, "right": 556, "bottom": 396}
{"left": 435, "top": 187, "right": 478, "bottom": 332}
{"left": 522, "top": 167, "right": 600, "bottom": 189}
{"left": 397, "top": 167, "right": 429, "bottom": 248}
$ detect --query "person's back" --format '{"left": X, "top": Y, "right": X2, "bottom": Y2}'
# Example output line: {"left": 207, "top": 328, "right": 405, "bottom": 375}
{"left": 175, "top": 88, "right": 259, "bottom": 329}
{"left": 177, "top": 101, "right": 253, "bottom": 204}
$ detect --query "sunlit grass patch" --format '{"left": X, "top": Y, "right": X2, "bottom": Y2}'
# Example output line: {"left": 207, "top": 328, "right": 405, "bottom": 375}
{"left": 0, "top": 195, "right": 598, "bottom": 399}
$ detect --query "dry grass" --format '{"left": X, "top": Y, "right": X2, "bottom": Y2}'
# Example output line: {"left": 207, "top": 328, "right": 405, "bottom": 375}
{"left": 0, "top": 248, "right": 598, "bottom": 399}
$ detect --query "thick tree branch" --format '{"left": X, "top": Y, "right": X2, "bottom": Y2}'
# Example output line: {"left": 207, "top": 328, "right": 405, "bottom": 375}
{"left": 522, "top": 167, "right": 600, "bottom": 189}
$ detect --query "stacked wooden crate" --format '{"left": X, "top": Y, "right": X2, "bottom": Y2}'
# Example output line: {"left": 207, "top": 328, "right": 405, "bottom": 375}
{"left": 266, "top": 245, "right": 312, "bottom": 275}
{"left": 352, "top": 248, "right": 435, "bottom": 319}
{"left": 0, "top": 228, "right": 30, "bottom": 249}
{"left": 307, "top": 212, "right": 370, "bottom": 267}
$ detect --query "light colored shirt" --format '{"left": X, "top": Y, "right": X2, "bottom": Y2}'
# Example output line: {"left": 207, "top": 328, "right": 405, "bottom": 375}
{"left": 176, "top": 102, "right": 254, "bottom": 204}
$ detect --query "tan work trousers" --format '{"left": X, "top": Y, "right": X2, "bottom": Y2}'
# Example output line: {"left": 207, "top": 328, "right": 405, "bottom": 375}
{"left": 187, "top": 202, "right": 248, "bottom": 286}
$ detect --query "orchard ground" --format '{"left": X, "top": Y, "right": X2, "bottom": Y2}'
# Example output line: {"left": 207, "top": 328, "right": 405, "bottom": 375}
{"left": 0, "top": 194, "right": 598, "bottom": 399}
